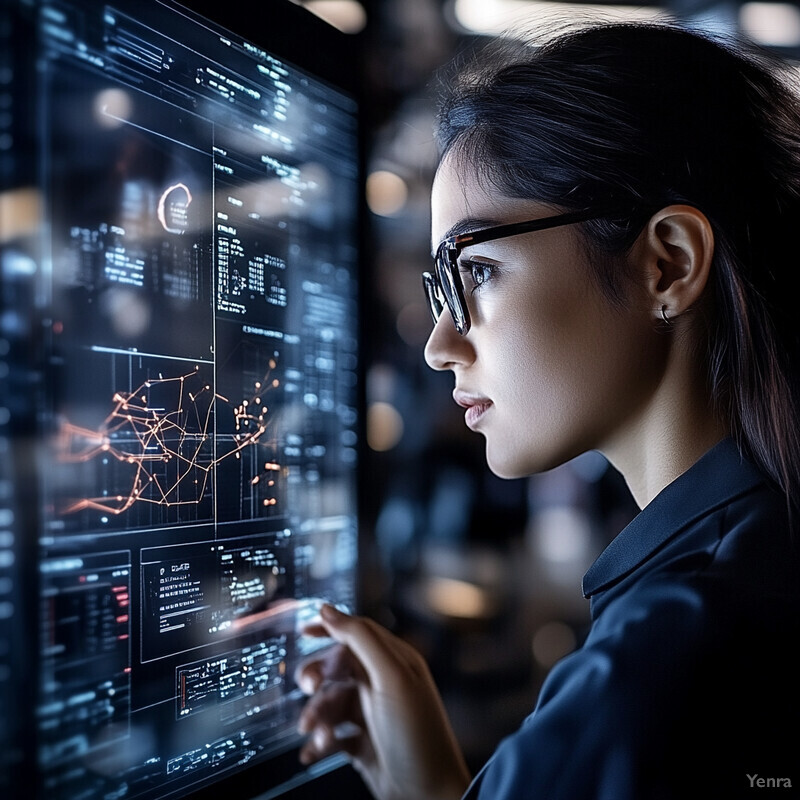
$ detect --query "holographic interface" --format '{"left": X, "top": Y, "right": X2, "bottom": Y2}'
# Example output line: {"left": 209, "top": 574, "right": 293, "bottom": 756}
{"left": 0, "top": 2, "right": 360, "bottom": 799}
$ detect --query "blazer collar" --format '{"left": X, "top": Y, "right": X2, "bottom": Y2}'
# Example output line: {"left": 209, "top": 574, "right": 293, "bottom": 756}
{"left": 582, "top": 438, "right": 763, "bottom": 598}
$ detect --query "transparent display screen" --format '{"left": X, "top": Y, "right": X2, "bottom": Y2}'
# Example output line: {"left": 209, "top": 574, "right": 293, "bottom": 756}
{"left": 0, "top": 2, "right": 361, "bottom": 798}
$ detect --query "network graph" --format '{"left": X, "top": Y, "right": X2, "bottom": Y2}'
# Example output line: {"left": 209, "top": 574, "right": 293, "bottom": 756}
{"left": 56, "top": 358, "right": 283, "bottom": 528}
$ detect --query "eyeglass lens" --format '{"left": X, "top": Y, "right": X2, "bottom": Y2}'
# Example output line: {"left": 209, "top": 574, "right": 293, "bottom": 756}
{"left": 434, "top": 245, "right": 469, "bottom": 333}
{"left": 423, "top": 272, "right": 444, "bottom": 321}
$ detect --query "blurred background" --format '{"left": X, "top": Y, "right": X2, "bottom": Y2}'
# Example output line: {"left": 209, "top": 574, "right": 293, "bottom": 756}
{"left": 285, "top": 0, "right": 800, "bottom": 788}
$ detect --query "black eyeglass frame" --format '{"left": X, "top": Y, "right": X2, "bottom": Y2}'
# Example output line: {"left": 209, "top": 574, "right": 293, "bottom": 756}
{"left": 423, "top": 207, "right": 623, "bottom": 336}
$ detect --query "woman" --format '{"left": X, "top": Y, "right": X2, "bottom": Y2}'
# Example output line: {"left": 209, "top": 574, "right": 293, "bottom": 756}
{"left": 295, "top": 21, "right": 800, "bottom": 799}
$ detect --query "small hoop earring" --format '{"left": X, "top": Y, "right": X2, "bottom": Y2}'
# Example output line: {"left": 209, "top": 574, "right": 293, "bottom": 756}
{"left": 660, "top": 305, "right": 673, "bottom": 326}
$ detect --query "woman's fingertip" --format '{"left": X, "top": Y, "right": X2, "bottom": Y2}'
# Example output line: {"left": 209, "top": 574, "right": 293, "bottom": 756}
{"left": 313, "top": 727, "right": 328, "bottom": 750}
{"left": 320, "top": 603, "right": 342, "bottom": 622}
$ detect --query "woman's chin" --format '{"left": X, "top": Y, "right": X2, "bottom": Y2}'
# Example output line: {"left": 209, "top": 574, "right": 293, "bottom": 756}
{"left": 484, "top": 444, "right": 531, "bottom": 481}
{"left": 484, "top": 439, "right": 575, "bottom": 480}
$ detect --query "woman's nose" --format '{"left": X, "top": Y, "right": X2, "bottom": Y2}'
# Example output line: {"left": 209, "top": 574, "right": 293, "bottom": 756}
{"left": 424, "top": 310, "right": 473, "bottom": 371}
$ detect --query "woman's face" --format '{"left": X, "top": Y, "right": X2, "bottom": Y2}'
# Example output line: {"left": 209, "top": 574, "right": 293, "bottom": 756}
{"left": 424, "top": 156, "right": 668, "bottom": 478}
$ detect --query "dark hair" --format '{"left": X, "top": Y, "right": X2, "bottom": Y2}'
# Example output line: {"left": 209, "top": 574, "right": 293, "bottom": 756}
{"left": 435, "top": 21, "right": 800, "bottom": 519}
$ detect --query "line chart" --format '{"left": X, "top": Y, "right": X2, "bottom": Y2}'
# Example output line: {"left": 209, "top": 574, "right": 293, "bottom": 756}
{"left": 56, "top": 359, "right": 282, "bottom": 520}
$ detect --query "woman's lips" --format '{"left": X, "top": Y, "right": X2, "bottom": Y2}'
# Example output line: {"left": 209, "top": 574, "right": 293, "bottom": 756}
{"left": 464, "top": 401, "right": 492, "bottom": 429}
{"left": 453, "top": 391, "right": 493, "bottom": 429}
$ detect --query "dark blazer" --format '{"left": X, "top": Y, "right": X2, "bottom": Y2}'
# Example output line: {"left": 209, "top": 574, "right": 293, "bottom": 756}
{"left": 464, "top": 438, "right": 799, "bottom": 799}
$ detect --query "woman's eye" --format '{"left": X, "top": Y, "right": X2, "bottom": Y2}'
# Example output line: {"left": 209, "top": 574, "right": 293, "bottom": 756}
{"left": 459, "top": 259, "right": 495, "bottom": 293}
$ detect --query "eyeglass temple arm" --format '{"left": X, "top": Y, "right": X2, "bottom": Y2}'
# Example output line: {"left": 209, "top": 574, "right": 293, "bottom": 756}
{"left": 451, "top": 207, "right": 622, "bottom": 249}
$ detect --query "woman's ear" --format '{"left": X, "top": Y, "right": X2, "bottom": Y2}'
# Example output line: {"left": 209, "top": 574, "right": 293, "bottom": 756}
{"left": 633, "top": 205, "right": 714, "bottom": 324}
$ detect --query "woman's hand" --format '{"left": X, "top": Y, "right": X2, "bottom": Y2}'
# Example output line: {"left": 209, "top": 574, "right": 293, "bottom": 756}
{"left": 295, "top": 604, "right": 471, "bottom": 800}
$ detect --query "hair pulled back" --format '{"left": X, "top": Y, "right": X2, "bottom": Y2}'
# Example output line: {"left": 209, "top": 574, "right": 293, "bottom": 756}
{"left": 436, "top": 21, "right": 800, "bottom": 515}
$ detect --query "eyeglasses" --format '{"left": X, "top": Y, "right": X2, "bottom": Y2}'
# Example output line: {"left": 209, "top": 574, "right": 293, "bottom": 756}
{"left": 422, "top": 208, "right": 618, "bottom": 335}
